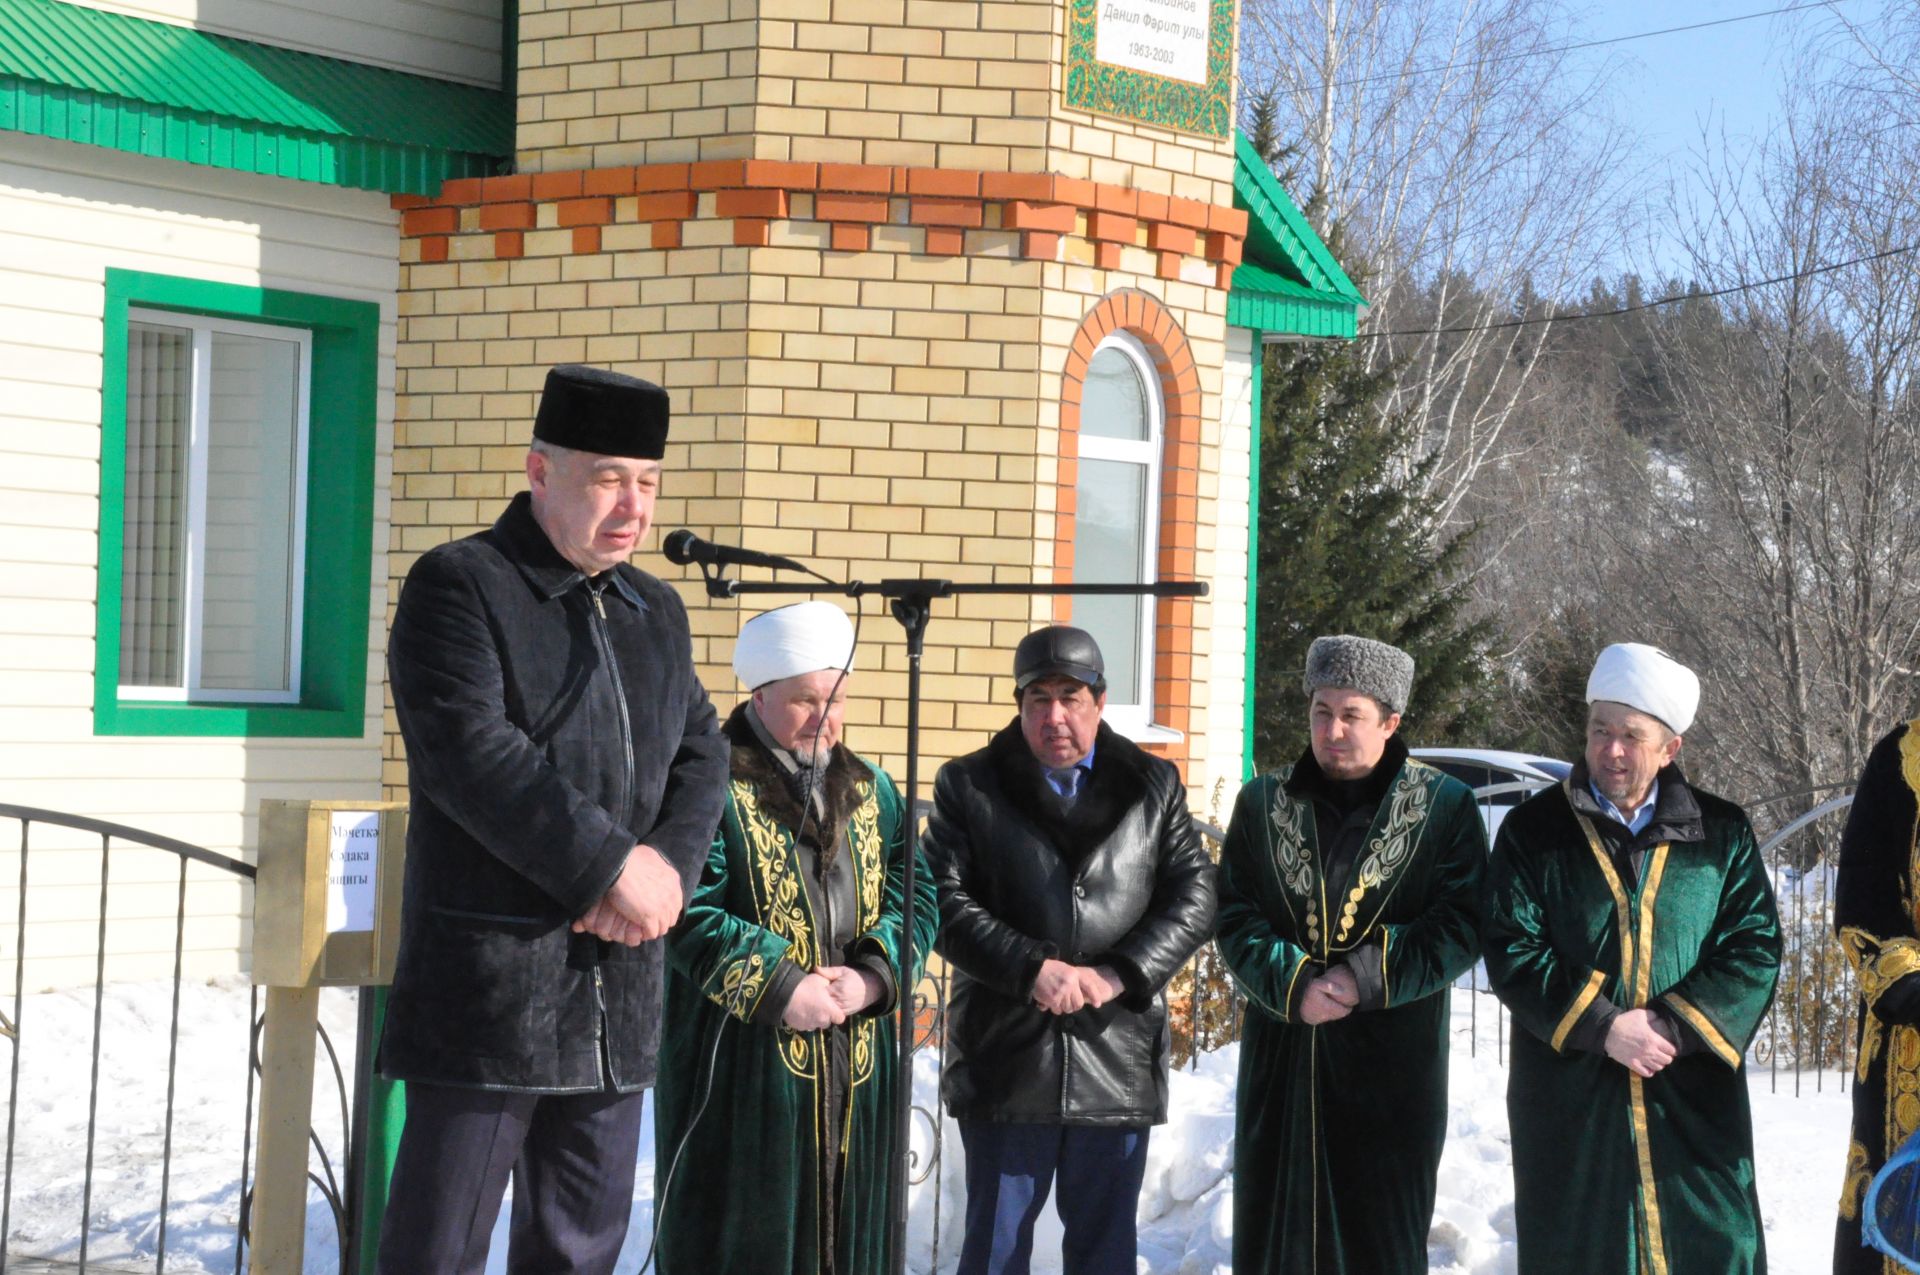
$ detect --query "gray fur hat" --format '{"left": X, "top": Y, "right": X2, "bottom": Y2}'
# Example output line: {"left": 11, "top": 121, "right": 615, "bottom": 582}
{"left": 1303, "top": 635, "right": 1415, "bottom": 716}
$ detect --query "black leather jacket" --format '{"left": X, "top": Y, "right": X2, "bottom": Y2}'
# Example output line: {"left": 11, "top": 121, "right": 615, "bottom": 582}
{"left": 382, "top": 493, "right": 729, "bottom": 1092}
{"left": 927, "top": 721, "right": 1217, "bottom": 1125}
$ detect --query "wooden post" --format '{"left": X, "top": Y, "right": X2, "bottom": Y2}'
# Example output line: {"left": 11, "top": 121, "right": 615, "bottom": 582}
{"left": 251, "top": 985, "right": 322, "bottom": 1273}
{"left": 249, "top": 799, "right": 408, "bottom": 1273}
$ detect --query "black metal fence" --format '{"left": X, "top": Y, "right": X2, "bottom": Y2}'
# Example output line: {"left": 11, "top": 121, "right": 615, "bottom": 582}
{"left": 0, "top": 804, "right": 365, "bottom": 1275}
{"left": 3, "top": 780, "right": 1864, "bottom": 1273}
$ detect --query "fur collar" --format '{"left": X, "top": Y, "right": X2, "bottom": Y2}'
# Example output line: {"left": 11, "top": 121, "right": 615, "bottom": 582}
{"left": 985, "top": 718, "right": 1157, "bottom": 860}
{"left": 722, "top": 703, "right": 872, "bottom": 860}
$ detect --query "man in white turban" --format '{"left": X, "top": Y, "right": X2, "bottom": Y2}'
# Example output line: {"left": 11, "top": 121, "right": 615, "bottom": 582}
{"left": 1482, "top": 642, "right": 1781, "bottom": 1274}
{"left": 654, "top": 601, "right": 935, "bottom": 1275}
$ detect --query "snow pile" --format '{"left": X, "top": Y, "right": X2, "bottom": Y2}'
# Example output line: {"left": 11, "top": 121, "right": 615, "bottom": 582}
{"left": 0, "top": 979, "right": 1853, "bottom": 1273}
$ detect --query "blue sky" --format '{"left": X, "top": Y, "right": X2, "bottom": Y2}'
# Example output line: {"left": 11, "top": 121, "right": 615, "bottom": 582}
{"left": 1569, "top": 0, "right": 1887, "bottom": 274}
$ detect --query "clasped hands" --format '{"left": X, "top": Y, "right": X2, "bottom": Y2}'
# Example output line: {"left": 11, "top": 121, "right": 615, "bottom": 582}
{"left": 1604, "top": 1008, "right": 1677, "bottom": 1078}
{"left": 782, "top": 965, "right": 885, "bottom": 1031}
{"left": 1032, "top": 958, "right": 1126, "bottom": 1015}
{"left": 1298, "top": 964, "right": 1359, "bottom": 1025}
{"left": 570, "top": 843, "right": 683, "bottom": 946}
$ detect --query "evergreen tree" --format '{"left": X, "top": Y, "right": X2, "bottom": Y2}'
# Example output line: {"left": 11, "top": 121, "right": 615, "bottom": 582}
{"left": 1252, "top": 337, "right": 1496, "bottom": 771}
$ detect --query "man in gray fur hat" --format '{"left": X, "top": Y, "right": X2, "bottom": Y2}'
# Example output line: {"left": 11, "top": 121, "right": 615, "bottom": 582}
{"left": 1216, "top": 635, "right": 1488, "bottom": 1274}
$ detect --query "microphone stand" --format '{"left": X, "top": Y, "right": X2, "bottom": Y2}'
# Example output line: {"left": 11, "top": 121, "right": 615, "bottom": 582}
{"left": 688, "top": 561, "right": 1207, "bottom": 1275}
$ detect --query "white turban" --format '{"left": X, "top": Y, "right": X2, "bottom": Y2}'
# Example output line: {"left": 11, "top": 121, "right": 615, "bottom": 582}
{"left": 1586, "top": 643, "right": 1700, "bottom": 735}
{"left": 733, "top": 602, "right": 855, "bottom": 690}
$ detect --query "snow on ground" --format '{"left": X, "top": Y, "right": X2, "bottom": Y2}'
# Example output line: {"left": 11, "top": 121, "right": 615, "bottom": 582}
{"left": 0, "top": 978, "right": 1853, "bottom": 1273}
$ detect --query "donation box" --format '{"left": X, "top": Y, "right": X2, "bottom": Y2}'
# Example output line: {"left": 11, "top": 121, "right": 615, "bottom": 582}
{"left": 254, "top": 799, "right": 407, "bottom": 987}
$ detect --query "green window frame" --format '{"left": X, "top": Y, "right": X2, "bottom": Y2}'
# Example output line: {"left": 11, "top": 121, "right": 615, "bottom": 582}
{"left": 96, "top": 268, "right": 378, "bottom": 737}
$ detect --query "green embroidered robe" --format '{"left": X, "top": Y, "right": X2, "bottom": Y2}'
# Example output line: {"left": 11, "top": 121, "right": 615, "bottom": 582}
{"left": 1215, "top": 754, "right": 1486, "bottom": 1275}
{"left": 1834, "top": 719, "right": 1920, "bottom": 1274}
{"left": 655, "top": 751, "right": 936, "bottom": 1275}
{"left": 1481, "top": 778, "right": 1780, "bottom": 1275}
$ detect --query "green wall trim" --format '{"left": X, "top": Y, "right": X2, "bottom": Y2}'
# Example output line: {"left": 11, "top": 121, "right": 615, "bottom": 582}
{"left": 96, "top": 268, "right": 378, "bottom": 739}
{"left": 1244, "top": 334, "right": 1263, "bottom": 782}
{"left": 0, "top": 0, "right": 509, "bottom": 194}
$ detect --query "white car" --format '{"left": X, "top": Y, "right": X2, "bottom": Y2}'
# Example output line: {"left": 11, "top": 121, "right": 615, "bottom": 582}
{"left": 1409, "top": 747, "right": 1571, "bottom": 841}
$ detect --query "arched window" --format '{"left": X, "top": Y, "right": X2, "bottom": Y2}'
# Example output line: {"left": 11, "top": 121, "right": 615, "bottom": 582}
{"left": 1070, "top": 331, "right": 1163, "bottom": 735}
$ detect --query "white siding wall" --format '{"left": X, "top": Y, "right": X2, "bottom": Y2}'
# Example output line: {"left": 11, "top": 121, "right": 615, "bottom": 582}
{"left": 1202, "top": 327, "right": 1254, "bottom": 823}
{"left": 0, "top": 132, "right": 397, "bottom": 990}
{"left": 56, "top": 0, "right": 504, "bottom": 88}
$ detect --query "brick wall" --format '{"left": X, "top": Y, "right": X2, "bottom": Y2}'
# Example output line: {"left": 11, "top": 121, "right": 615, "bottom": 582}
{"left": 516, "top": 1, "right": 1236, "bottom": 206}
{"left": 387, "top": 158, "right": 1246, "bottom": 796}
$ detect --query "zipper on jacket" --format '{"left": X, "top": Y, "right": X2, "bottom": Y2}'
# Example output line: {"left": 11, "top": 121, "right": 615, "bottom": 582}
{"left": 587, "top": 580, "right": 636, "bottom": 820}
{"left": 586, "top": 578, "right": 634, "bottom": 1091}
{"left": 593, "top": 964, "right": 618, "bottom": 1087}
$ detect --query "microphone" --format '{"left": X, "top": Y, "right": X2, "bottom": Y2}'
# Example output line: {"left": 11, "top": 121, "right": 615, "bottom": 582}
{"left": 661, "top": 529, "right": 807, "bottom": 574}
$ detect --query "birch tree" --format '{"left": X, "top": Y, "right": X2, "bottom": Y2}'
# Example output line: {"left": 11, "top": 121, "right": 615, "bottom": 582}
{"left": 1620, "top": 64, "right": 1920, "bottom": 824}
{"left": 1239, "top": 0, "right": 1639, "bottom": 526}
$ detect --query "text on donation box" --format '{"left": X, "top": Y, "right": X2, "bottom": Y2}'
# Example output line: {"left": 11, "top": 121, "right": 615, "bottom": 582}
{"left": 1095, "top": 0, "right": 1209, "bottom": 85}
{"left": 326, "top": 811, "right": 380, "bottom": 934}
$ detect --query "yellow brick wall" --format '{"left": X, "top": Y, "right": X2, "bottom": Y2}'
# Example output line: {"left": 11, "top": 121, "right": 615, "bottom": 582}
{"left": 517, "top": 1, "right": 1237, "bottom": 208}
{"left": 385, "top": 233, "right": 749, "bottom": 795}
{"left": 516, "top": 0, "right": 761, "bottom": 169}
{"left": 388, "top": 178, "right": 1237, "bottom": 801}
{"left": 403, "top": 0, "right": 1249, "bottom": 804}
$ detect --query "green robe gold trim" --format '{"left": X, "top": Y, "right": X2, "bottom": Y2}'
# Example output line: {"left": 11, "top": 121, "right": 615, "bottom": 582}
{"left": 1217, "top": 761, "right": 1487, "bottom": 1275}
{"left": 1554, "top": 969, "right": 1608, "bottom": 1053}
{"left": 1663, "top": 992, "right": 1741, "bottom": 1069}
{"left": 1484, "top": 777, "right": 1779, "bottom": 1275}
{"left": 658, "top": 756, "right": 936, "bottom": 1275}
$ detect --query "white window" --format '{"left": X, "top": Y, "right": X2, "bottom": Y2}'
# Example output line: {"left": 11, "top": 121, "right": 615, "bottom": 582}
{"left": 120, "top": 309, "right": 311, "bottom": 703}
{"left": 1070, "top": 332, "right": 1164, "bottom": 737}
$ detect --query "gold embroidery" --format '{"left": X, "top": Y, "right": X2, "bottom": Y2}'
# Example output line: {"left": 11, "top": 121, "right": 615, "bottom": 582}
{"left": 1839, "top": 1138, "right": 1873, "bottom": 1222}
{"left": 849, "top": 781, "right": 883, "bottom": 931}
{"left": 1338, "top": 763, "right": 1437, "bottom": 943}
{"left": 1632, "top": 843, "right": 1671, "bottom": 1275}
{"left": 849, "top": 780, "right": 884, "bottom": 1091}
{"left": 713, "top": 952, "right": 770, "bottom": 1017}
{"left": 1860, "top": 1008, "right": 1884, "bottom": 1085}
{"left": 1839, "top": 928, "right": 1920, "bottom": 1016}
{"left": 1267, "top": 773, "right": 1321, "bottom": 949}
{"left": 852, "top": 1016, "right": 875, "bottom": 1086}
{"left": 1380, "top": 928, "right": 1392, "bottom": 1008}
{"left": 782, "top": 1028, "right": 815, "bottom": 1076}
{"left": 735, "top": 779, "right": 815, "bottom": 971}
{"left": 1893, "top": 1027, "right": 1920, "bottom": 1146}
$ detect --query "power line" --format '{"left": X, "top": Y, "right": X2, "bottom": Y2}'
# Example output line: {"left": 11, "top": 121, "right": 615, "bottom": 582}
{"left": 1330, "top": 1, "right": 1849, "bottom": 89}
{"left": 1355, "top": 240, "right": 1920, "bottom": 340}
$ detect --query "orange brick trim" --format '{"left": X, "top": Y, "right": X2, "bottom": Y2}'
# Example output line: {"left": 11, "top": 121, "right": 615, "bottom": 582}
{"left": 390, "top": 164, "right": 1246, "bottom": 281}
{"left": 1052, "top": 290, "right": 1202, "bottom": 776}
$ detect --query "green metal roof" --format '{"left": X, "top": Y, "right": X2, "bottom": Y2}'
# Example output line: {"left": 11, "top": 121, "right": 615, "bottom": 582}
{"left": 1229, "top": 131, "right": 1366, "bottom": 339}
{"left": 1227, "top": 260, "right": 1365, "bottom": 339}
{"left": 0, "top": 0, "right": 511, "bottom": 194}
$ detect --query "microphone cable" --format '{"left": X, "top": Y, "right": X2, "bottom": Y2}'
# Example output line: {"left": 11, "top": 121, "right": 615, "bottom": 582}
{"left": 639, "top": 598, "right": 865, "bottom": 1274}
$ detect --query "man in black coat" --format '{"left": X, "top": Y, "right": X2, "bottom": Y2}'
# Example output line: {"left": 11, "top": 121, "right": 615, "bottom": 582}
{"left": 378, "top": 365, "right": 729, "bottom": 1275}
{"left": 926, "top": 625, "right": 1216, "bottom": 1275}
